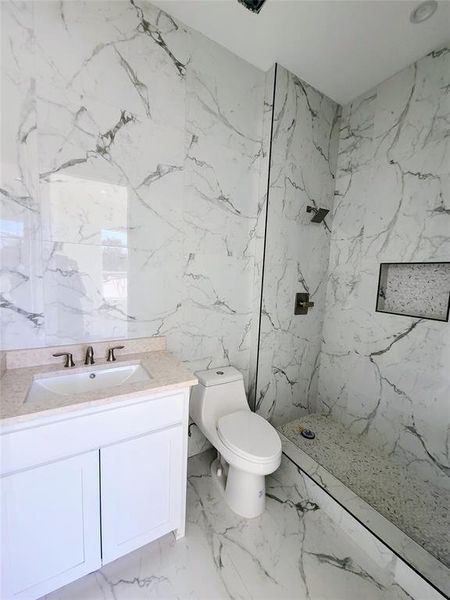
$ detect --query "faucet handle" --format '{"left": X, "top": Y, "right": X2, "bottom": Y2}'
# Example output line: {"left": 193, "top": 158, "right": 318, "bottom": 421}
{"left": 107, "top": 345, "right": 124, "bottom": 362}
{"left": 53, "top": 352, "right": 75, "bottom": 368}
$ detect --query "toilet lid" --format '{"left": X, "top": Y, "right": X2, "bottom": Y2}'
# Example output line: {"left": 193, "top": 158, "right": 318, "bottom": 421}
{"left": 217, "top": 410, "right": 281, "bottom": 463}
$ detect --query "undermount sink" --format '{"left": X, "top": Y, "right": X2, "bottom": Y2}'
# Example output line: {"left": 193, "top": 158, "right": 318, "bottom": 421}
{"left": 26, "top": 363, "right": 152, "bottom": 403}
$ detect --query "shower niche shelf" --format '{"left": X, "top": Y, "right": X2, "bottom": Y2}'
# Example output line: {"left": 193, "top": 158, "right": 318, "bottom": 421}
{"left": 376, "top": 262, "right": 450, "bottom": 322}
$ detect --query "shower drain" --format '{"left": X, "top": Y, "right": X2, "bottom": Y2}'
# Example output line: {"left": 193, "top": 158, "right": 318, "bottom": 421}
{"left": 300, "top": 428, "right": 316, "bottom": 440}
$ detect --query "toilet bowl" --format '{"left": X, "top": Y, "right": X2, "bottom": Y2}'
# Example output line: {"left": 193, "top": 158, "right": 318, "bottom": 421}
{"left": 190, "top": 367, "right": 282, "bottom": 518}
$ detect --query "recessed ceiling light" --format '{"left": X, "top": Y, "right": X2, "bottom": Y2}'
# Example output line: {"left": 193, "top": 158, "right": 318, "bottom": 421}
{"left": 410, "top": 0, "right": 438, "bottom": 24}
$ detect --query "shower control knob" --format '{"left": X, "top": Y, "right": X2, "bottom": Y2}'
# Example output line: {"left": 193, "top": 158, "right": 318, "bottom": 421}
{"left": 306, "top": 205, "right": 329, "bottom": 223}
{"left": 295, "top": 292, "right": 314, "bottom": 315}
{"left": 298, "top": 300, "right": 314, "bottom": 309}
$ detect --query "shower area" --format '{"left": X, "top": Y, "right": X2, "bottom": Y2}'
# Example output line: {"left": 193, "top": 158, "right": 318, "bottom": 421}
{"left": 252, "top": 52, "right": 450, "bottom": 597}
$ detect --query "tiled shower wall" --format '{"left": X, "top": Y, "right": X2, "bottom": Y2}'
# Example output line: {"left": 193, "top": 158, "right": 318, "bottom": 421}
{"left": 255, "top": 65, "right": 340, "bottom": 424}
{"left": 316, "top": 47, "right": 450, "bottom": 491}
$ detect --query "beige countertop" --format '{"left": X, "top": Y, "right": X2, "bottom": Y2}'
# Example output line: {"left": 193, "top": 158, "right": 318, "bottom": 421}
{"left": 0, "top": 349, "right": 197, "bottom": 428}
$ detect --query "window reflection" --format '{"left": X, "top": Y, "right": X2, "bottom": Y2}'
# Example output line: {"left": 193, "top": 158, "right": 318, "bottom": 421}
{"left": 101, "top": 229, "right": 127, "bottom": 246}
{"left": 46, "top": 174, "right": 128, "bottom": 247}
{"left": 102, "top": 246, "right": 128, "bottom": 301}
{"left": 45, "top": 174, "right": 130, "bottom": 336}
{"left": 0, "top": 219, "right": 24, "bottom": 237}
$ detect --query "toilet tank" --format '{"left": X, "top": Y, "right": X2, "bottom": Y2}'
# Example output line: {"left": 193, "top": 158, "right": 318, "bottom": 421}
{"left": 190, "top": 367, "right": 249, "bottom": 429}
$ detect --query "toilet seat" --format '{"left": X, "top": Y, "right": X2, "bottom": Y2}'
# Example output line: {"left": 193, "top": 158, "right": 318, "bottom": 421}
{"left": 217, "top": 410, "right": 281, "bottom": 464}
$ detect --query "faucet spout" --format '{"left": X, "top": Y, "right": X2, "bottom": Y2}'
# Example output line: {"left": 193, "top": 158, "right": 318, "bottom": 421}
{"left": 84, "top": 346, "right": 95, "bottom": 365}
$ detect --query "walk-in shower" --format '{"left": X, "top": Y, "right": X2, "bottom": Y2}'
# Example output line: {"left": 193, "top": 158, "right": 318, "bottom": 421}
{"left": 253, "top": 51, "right": 450, "bottom": 598}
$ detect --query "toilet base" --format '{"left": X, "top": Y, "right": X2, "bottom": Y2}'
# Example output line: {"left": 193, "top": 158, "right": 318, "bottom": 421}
{"left": 210, "top": 457, "right": 266, "bottom": 519}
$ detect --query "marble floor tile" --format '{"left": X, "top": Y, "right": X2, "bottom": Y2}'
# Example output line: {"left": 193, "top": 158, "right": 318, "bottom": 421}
{"left": 43, "top": 450, "right": 425, "bottom": 600}
{"left": 279, "top": 414, "right": 450, "bottom": 572}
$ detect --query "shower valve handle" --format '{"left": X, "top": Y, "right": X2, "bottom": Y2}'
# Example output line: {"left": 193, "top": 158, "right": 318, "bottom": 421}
{"left": 298, "top": 300, "right": 315, "bottom": 309}
{"left": 294, "top": 293, "right": 314, "bottom": 315}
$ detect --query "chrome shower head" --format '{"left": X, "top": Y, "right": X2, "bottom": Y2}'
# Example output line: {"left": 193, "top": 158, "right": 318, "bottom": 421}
{"left": 306, "top": 205, "right": 329, "bottom": 224}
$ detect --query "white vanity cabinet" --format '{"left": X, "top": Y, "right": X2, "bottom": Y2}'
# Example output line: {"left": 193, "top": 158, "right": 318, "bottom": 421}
{"left": 1, "top": 451, "right": 101, "bottom": 600}
{"left": 0, "top": 387, "right": 190, "bottom": 600}
{"left": 100, "top": 425, "right": 184, "bottom": 564}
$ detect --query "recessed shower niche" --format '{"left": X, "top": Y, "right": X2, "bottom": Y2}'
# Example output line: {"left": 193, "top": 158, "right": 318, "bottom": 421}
{"left": 376, "top": 262, "right": 450, "bottom": 322}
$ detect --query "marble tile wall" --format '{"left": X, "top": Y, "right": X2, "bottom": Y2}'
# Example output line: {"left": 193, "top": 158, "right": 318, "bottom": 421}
{"left": 255, "top": 65, "right": 340, "bottom": 424}
{"left": 317, "top": 47, "right": 450, "bottom": 491}
{"left": 181, "top": 31, "right": 265, "bottom": 452}
{"left": 0, "top": 0, "right": 264, "bottom": 455}
{"left": 180, "top": 32, "right": 264, "bottom": 384}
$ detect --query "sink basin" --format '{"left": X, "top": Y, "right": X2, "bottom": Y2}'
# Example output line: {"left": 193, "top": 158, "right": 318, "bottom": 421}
{"left": 26, "top": 363, "right": 152, "bottom": 403}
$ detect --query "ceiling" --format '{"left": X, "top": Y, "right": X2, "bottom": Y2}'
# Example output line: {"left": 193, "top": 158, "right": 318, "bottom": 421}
{"left": 152, "top": 0, "right": 450, "bottom": 104}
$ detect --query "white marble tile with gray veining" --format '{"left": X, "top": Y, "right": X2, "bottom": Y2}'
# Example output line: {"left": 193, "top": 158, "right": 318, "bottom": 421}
{"left": 317, "top": 45, "right": 450, "bottom": 494}
{"left": 0, "top": 0, "right": 266, "bottom": 459}
{"left": 256, "top": 65, "right": 340, "bottom": 425}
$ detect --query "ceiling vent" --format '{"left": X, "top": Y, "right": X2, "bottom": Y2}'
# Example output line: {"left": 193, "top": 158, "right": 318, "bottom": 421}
{"left": 410, "top": 0, "right": 438, "bottom": 23}
{"left": 237, "top": 0, "right": 267, "bottom": 14}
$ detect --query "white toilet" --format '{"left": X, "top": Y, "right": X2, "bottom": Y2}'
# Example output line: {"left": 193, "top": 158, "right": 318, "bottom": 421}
{"left": 190, "top": 366, "right": 282, "bottom": 518}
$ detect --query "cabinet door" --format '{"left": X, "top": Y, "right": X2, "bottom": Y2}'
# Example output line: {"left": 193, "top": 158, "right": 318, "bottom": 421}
{"left": 1, "top": 451, "right": 101, "bottom": 600}
{"left": 100, "top": 426, "right": 183, "bottom": 564}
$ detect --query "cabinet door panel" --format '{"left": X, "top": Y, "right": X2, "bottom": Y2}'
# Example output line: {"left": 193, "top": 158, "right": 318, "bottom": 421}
{"left": 100, "top": 426, "right": 182, "bottom": 564}
{"left": 1, "top": 452, "right": 101, "bottom": 600}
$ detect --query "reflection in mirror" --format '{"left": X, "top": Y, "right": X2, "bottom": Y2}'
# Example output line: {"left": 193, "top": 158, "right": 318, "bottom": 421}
{"left": 43, "top": 174, "right": 130, "bottom": 343}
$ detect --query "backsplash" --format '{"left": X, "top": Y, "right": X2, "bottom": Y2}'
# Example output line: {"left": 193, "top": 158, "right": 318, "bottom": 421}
{"left": 4, "top": 336, "right": 166, "bottom": 370}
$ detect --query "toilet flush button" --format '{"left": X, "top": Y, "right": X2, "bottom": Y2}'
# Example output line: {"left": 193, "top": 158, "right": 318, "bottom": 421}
{"left": 216, "top": 370, "right": 224, "bottom": 375}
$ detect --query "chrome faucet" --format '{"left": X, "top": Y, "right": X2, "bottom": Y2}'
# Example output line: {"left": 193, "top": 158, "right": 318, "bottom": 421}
{"left": 84, "top": 346, "right": 95, "bottom": 365}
